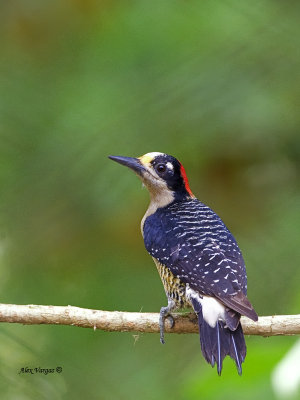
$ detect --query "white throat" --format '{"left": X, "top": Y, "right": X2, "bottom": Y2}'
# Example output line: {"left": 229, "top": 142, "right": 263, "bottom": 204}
{"left": 141, "top": 187, "right": 174, "bottom": 234}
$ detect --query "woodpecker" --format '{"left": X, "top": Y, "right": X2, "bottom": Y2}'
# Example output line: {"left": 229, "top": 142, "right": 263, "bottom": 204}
{"left": 109, "top": 152, "right": 258, "bottom": 375}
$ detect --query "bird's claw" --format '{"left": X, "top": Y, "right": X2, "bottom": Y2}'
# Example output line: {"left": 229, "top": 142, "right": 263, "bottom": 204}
{"left": 167, "top": 314, "right": 175, "bottom": 329}
{"left": 159, "top": 308, "right": 175, "bottom": 344}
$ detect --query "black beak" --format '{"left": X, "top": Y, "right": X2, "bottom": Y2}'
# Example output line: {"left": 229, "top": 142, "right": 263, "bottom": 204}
{"left": 108, "top": 155, "right": 146, "bottom": 175}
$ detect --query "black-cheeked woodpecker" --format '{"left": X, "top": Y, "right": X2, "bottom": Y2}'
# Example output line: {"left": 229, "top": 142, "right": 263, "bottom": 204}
{"left": 109, "top": 152, "right": 258, "bottom": 375}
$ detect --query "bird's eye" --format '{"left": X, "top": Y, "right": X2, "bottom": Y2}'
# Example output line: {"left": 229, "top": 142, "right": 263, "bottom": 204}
{"left": 156, "top": 163, "right": 166, "bottom": 174}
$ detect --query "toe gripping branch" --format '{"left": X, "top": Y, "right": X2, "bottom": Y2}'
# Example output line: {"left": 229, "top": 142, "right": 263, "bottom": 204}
{"left": 159, "top": 306, "right": 175, "bottom": 344}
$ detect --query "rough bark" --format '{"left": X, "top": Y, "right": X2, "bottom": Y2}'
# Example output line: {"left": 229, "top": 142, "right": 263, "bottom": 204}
{"left": 0, "top": 304, "right": 299, "bottom": 336}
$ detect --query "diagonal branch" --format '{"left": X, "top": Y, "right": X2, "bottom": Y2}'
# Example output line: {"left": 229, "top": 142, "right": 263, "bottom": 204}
{"left": 0, "top": 304, "right": 299, "bottom": 336}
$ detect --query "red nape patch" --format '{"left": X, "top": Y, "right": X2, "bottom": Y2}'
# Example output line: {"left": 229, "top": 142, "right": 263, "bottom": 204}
{"left": 180, "top": 163, "right": 194, "bottom": 197}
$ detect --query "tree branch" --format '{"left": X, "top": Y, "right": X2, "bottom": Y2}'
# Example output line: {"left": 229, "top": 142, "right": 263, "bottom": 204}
{"left": 0, "top": 304, "right": 299, "bottom": 336}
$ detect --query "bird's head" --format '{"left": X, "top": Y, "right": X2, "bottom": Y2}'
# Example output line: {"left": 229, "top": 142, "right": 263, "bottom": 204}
{"left": 109, "top": 152, "right": 194, "bottom": 204}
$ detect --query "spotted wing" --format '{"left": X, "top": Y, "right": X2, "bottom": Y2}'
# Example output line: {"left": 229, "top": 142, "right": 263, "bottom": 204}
{"left": 143, "top": 199, "right": 257, "bottom": 321}
{"left": 171, "top": 245, "right": 257, "bottom": 320}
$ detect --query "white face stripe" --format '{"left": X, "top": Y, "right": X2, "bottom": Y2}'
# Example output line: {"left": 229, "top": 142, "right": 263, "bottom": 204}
{"left": 138, "top": 152, "right": 169, "bottom": 190}
{"left": 166, "top": 162, "right": 174, "bottom": 170}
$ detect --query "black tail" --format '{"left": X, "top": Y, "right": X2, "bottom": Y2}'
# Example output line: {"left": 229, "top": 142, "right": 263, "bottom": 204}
{"left": 190, "top": 297, "right": 246, "bottom": 375}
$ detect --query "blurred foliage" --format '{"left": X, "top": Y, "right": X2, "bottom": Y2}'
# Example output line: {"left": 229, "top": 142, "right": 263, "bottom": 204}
{"left": 0, "top": 0, "right": 300, "bottom": 399}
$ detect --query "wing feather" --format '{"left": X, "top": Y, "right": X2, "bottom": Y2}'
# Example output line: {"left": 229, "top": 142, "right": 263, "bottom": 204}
{"left": 143, "top": 198, "right": 257, "bottom": 320}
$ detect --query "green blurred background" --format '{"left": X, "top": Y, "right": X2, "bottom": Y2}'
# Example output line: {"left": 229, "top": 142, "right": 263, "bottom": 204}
{"left": 0, "top": 0, "right": 299, "bottom": 399}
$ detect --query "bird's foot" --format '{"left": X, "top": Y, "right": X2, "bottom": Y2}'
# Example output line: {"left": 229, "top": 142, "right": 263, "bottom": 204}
{"left": 159, "top": 307, "right": 175, "bottom": 344}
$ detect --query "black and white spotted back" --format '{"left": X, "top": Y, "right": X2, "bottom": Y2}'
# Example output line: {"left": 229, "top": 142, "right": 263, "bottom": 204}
{"left": 143, "top": 198, "right": 247, "bottom": 302}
